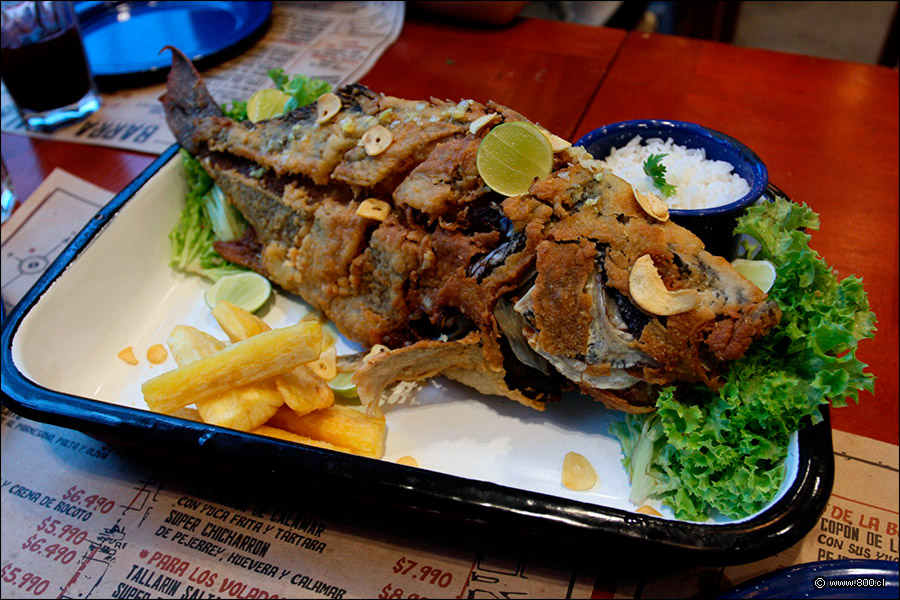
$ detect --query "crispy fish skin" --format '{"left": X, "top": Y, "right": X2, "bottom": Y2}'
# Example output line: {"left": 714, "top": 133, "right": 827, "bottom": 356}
{"left": 161, "top": 48, "right": 780, "bottom": 414}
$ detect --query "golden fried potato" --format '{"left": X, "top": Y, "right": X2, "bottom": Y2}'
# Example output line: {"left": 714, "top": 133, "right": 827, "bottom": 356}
{"left": 275, "top": 368, "right": 333, "bottom": 416}
{"left": 171, "top": 407, "right": 203, "bottom": 422}
{"left": 251, "top": 425, "right": 354, "bottom": 454}
{"left": 166, "top": 323, "right": 284, "bottom": 430}
{"left": 168, "top": 325, "right": 226, "bottom": 366}
{"left": 142, "top": 321, "right": 322, "bottom": 414}
{"left": 196, "top": 379, "right": 283, "bottom": 431}
{"left": 210, "top": 301, "right": 334, "bottom": 415}
{"left": 211, "top": 300, "right": 270, "bottom": 341}
{"left": 267, "top": 405, "right": 385, "bottom": 458}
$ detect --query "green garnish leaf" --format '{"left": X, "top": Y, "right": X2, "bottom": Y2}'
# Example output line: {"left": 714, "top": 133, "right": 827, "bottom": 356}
{"left": 221, "top": 100, "right": 248, "bottom": 122}
{"left": 267, "top": 68, "right": 332, "bottom": 114}
{"left": 221, "top": 69, "right": 332, "bottom": 123}
{"left": 169, "top": 150, "right": 248, "bottom": 282}
{"left": 612, "top": 196, "right": 876, "bottom": 520}
{"left": 643, "top": 153, "right": 677, "bottom": 197}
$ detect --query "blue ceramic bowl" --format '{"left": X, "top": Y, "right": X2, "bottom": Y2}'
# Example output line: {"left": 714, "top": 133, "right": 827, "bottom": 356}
{"left": 575, "top": 119, "right": 768, "bottom": 259}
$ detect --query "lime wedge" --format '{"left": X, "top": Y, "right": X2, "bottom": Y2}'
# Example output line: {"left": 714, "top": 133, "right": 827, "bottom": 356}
{"left": 247, "top": 88, "right": 292, "bottom": 123}
{"left": 731, "top": 259, "right": 776, "bottom": 293}
{"left": 476, "top": 121, "right": 553, "bottom": 196}
{"left": 327, "top": 371, "right": 359, "bottom": 399}
{"left": 204, "top": 272, "right": 272, "bottom": 312}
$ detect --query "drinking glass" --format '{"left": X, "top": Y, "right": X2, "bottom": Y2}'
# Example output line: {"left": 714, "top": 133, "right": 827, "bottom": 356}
{"left": 1, "top": 0, "right": 101, "bottom": 131}
{"left": 1, "top": 156, "right": 15, "bottom": 223}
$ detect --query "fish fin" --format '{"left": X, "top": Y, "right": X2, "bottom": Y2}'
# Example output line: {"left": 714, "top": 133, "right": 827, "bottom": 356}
{"left": 159, "top": 46, "right": 223, "bottom": 154}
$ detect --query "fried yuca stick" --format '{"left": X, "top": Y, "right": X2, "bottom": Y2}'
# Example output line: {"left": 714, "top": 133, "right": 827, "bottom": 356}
{"left": 171, "top": 407, "right": 203, "bottom": 422}
{"left": 165, "top": 325, "right": 284, "bottom": 430}
{"left": 168, "top": 325, "right": 226, "bottom": 364}
{"left": 211, "top": 300, "right": 269, "bottom": 342}
{"left": 251, "top": 425, "right": 355, "bottom": 454}
{"left": 212, "top": 301, "right": 333, "bottom": 416}
{"left": 143, "top": 321, "right": 322, "bottom": 414}
{"left": 197, "top": 381, "right": 283, "bottom": 430}
{"left": 267, "top": 405, "right": 385, "bottom": 458}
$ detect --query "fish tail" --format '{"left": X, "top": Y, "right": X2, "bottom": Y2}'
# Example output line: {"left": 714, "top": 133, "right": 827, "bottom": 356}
{"left": 159, "top": 46, "right": 222, "bottom": 155}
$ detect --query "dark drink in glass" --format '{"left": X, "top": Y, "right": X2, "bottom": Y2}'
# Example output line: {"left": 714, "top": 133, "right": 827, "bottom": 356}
{"left": 1, "top": 1, "right": 100, "bottom": 131}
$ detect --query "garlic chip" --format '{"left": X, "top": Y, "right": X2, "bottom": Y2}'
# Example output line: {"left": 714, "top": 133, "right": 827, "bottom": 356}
{"left": 356, "top": 198, "right": 391, "bottom": 221}
{"left": 469, "top": 113, "right": 499, "bottom": 135}
{"left": 146, "top": 344, "right": 169, "bottom": 364}
{"left": 636, "top": 505, "right": 663, "bottom": 517}
{"left": 364, "top": 344, "right": 390, "bottom": 361}
{"left": 632, "top": 185, "right": 669, "bottom": 222}
{"left": 362, "top": 125, "right": 393, "bottom": 155}
{"left": 117, "top": 346, "right": 138, "bottom": 365}
{"left": 309, "top": 345, "right": 337, "bottom": 381}
{"left": 562, "top": 451, "right": 597, "bottom": 491}
{"left": 396, "top": 456, "right": 419, "bottom": 467}
{"left": 539, "top": 127, "right": 571, "bottom": 152}
{"left": 629, "top": 254, "right": 698, "bottom": 316}
{"left": 315, "top": 93, "right": 341, "bottom": 124}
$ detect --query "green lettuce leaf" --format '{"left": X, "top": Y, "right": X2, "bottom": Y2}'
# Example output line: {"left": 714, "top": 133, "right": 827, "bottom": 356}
{"left": 168, "top": 150, "right": 247, "bottom": 282}
{"left": 268, "top": 68, "right": 332, "bottom": 112}
{"left": 612, "top": 197, "right": 876, "bottom": 520}
{"left": 221, "top": 100, "right": 248, "bottom": 122}
{"left": 220, "top": 70, "right": 330, "bottom": 123}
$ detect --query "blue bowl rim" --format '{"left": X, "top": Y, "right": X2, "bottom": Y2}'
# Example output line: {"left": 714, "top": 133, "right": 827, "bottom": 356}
{"left": 574, "top": 119, "right": 769, "bottom": 217}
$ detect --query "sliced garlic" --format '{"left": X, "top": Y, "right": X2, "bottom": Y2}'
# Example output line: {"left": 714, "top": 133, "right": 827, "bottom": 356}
{"left": 308, "top": 345, "right": 337, "bottom": 380}
{"left": 364, "top": 344, "right": 390, "bottom": 361}
{"left": 118, "top": 346, "right": 138, "bottom": 365}
{"left": 539, "top": 126, "right": 571, "bottom": 152}
{"left": 146, "top": 344, "right": 168, "bottom": 365}
{"left": 469, "top": 113, "right": 499, "bottom": 135}
{"left": 361, "top": 125, "right": 393, "bottom": 155}
{"left": 632, "top": 185, "right": 669, "bottom": 222}
{"left": 315, "top": 93, "right": 341, "bottom": 124}
{"left": 636, "top": 505, "right": 663, "bottom": 517}
{"left": 562, "top": 451, "right": 597, "bottom": 491}
{"left": 356, "top": 198, "right": 391, "bottom": 221}
{"left": 629, "top": 254, "right": 699, "bottom": 316}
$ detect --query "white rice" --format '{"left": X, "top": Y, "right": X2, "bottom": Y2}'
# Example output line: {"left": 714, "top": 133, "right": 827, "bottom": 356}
{"left": 597, "top": 135, "right": 750, "bottom": 210}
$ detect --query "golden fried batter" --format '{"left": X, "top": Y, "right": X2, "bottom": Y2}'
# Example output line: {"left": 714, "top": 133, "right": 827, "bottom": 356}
{"left": 161, "top": 47, "right": 780, "bottom": 414}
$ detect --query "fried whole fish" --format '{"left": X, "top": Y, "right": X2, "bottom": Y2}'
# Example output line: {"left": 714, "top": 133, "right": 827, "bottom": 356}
{"left": 160, "top": 48, "right": 780, "bottom": 414}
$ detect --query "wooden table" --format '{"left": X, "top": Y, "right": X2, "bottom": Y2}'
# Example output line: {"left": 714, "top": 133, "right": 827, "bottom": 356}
{"left": 2, "top": 18, "right": 897, "bottom": 443}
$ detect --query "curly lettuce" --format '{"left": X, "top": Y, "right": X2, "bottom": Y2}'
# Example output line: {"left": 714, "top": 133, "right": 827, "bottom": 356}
{"left": 168, "top": 150, "right": 247, "bottom": 281}
{"left": 612, "top": 197, "right": 876, "bottom": 520}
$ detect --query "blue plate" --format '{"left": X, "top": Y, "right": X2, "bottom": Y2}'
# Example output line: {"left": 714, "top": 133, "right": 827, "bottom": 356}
{"left": 75, "top": 1, "right": 271, "bottom": 80}
{"left": 720, "top": 560, "right": 899, "bottom": 599}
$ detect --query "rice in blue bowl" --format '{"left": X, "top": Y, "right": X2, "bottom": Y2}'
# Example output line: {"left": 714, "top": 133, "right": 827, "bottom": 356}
{"left": 575, "top": 120, "right": 768, "bottom": 259}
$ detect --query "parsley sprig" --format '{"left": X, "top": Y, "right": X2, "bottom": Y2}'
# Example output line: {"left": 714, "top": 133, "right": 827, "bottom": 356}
{"left": 643, "top": 153, "right": 677, "bottom": 197}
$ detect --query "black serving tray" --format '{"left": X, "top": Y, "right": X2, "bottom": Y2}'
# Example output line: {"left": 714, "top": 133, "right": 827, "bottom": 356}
{"left": 1, "top": 146, "right": 834, "bottom": 564}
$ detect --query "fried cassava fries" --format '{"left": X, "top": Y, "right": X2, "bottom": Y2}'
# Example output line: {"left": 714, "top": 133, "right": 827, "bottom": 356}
{"left": 211, "top": 300, "right": 270, "bottom": 341}
{"left": 149, "top": 303, "right": 382, "bottom": 458}
{"left": 267, "top": 405, "right": 385, "bottom": 458}
{"left": 142, "top": 321, "right": 323, "bottom": 414}
{"left": 212, "top": 301, "right": 333, "bottom": 416}
{"left": 250, "top": 425, "right": 355, "bottom": 454}
{"left": 166, "top": 324, "right": 283, "bottom": 430}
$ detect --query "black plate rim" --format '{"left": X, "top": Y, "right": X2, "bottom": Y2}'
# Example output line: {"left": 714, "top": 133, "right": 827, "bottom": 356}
{"left": 0, "top": 146, "right": 834, "bottom": 564}
{"left": 75, "top": 1, "right": 272, "bottom": 78}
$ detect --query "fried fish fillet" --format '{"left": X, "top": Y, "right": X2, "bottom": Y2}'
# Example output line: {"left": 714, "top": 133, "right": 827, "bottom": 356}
{"left": 160, "top": 47, "right": 780, "bottom": 414}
